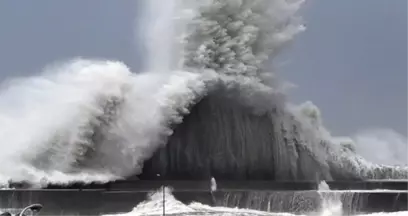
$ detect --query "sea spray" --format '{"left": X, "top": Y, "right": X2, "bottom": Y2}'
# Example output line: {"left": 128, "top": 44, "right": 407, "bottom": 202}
{"left": 353, "top": 129, "right": 408, "bottom": 166}
{"left": 102, "top": 187, "right": 408, "bottom": 216}
{"left": 317, "top": 181, "right": 343, "bottom": 216}
{"left": 136, "top": 0, "right": 180, "bottom": 72}
{"left": 210, "top": 177, "right": 217, "bottom": 192}
{"left": 0, "top": 60, "right": 212, "bottom": 185}
{"left": 0, "top": 0, "right": 405, "bottom": 187}
{"left": 103, "top": 187, "right": 301, "bottom": 216}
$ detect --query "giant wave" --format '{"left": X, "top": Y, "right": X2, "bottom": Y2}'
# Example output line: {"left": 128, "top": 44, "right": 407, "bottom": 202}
{"left": 0, "top": 0, "right": 406, "bottom": 187}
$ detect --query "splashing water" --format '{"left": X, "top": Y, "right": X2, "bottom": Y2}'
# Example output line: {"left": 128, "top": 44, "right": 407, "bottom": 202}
{"left": 353, "top": 129, "right": 408, "bottom": 166}
{"left": 317, "top": 181, "right": 343, "bottom": 216}
{"left": 102, "top": 187, "right": 408, "bottom": 216}
{"left": 102, "top": 187, "right": 307, "bottom": 216}
{"left": 0, "top": 0, "right": 405, "bottom": 187}
{"left": 0, "top": 59, "right": 210, "bottom": 185}
{"left": 0, "top": 0, "right": 297, "bottom": 185}
{"left": 0, "top": 1, "right": 406, "bottom": 216}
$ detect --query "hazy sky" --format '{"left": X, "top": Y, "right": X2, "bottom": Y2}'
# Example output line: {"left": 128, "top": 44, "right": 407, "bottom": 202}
{"left": 279, "top": 0, "right": 407, "bottom": 136}
{"left": 0, "top": 0, "right": 406, "bottom": 136}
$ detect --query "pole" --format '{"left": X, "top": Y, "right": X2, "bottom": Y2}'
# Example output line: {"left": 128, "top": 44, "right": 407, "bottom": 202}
{"left": 163, "top": 185, "right": 165, "bottom": 216}
{"left": 157, "top": 173, "right": 165, "bottom": 216}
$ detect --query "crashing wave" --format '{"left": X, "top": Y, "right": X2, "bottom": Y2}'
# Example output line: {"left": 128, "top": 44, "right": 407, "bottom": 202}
{"left": 139, "top": 0, "right": 407, "bottom": 181}
{"left": 0, "top": 0, "right": 406, "bottom": 186}
{"left": 0, "top": 59, "right": 214, "bottom": 185}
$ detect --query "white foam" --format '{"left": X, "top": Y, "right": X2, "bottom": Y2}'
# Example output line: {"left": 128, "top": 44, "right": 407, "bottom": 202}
{"left": 0, "top": 0, "right": 405, "bottom": 186}
{"left": 103, "top": 187, "right": 408, "bottom": 216}
{"left": 0, "top": 59, "right": 211, "bottom": 185}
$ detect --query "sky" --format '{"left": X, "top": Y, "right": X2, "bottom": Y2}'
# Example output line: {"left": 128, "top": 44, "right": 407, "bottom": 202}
{"left": 0, "top": 0, "right": 406, "bottom": 137}
{"left": 278, "top": 0, "right": 407, "bottom": 136}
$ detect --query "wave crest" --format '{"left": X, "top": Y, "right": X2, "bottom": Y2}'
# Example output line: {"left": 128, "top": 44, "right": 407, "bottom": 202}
{"left": 0, "top": 0, "right": 406, "bottom": 186}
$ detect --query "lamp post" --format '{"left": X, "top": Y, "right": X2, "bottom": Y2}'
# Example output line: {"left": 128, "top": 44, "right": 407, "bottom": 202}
{"left": 157, "top": 174, "right": 165, "bottom": 216}
{"left": 163, "top": 184, "right": 165, "bottom": 216}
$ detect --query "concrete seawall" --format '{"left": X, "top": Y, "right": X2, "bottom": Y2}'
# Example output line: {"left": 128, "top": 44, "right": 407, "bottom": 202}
{"left": 1, "top": 181, "right": 406, "bottom": 215}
